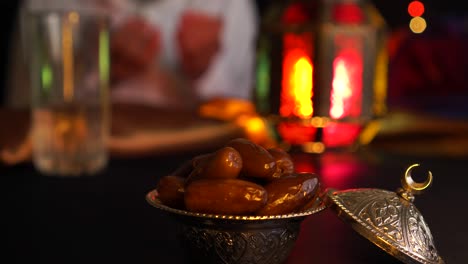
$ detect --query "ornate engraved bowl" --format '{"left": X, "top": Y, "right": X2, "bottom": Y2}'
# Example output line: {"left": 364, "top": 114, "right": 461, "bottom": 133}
{"left": 146, "top": 189, "right": 326, "bottom": 264}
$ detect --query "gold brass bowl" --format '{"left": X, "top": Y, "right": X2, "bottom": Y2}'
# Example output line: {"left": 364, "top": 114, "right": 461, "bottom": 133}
{"left": 146, "top": 189, "right": 326, "bottom": 264}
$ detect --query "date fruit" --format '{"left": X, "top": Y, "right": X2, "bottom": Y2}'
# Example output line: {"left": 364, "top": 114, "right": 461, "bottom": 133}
{"left": 155, "top": 138, "right": 322, "bottom": 216}
{"left": 184, "top": 178, "right": 267, "bottom": 215}
{"left": 156, "top": 175, "right": 186, "bottom": 209}
{"left": 226, "top": 138, "right": 276, "bottom": 180}
{"left": 268, "top": 148, "right": 294, "bottom": 180}
{"left": 199, "top": 147, "right": 242, "bottom": 179}
{"left": 256, "top": 173, "right": 320, "bottom": 216}
{"left": 186, "top": 147, "right": 242, "bottom": 183}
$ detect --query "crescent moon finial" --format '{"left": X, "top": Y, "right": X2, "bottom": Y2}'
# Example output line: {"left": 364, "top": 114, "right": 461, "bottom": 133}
{"left": 398, "top": 164, "right": 432, "bottom": 201}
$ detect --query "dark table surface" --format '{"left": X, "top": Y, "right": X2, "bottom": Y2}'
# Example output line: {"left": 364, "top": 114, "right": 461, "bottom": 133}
{"left": 3, "top": 143, "right": 468, "bottom": 264}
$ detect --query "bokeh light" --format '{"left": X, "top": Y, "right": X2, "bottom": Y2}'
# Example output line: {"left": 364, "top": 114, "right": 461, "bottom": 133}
{"left": 409, "top": 16, "right": 427, "bottom": 33}
{"left": 408, "top": 1, "right": 425, "bottom": 17}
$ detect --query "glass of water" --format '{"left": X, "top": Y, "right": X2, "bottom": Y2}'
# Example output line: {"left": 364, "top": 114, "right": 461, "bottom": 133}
{"left": 23, "top": 4, "right": 111, "bottom": 176}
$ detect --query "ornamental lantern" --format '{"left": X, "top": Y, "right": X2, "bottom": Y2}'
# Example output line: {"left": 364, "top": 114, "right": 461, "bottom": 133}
{"left": 255, "top": 0, "right": 388, "bottom": 153}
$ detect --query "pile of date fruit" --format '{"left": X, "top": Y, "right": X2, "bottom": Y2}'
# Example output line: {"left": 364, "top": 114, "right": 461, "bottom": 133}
{"left": 156, "top": 138, "right": 321, "bottom": 216}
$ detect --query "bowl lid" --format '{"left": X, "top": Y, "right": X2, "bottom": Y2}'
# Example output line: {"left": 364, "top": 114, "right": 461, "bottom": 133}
{"left": 324, "top": 164, "right": 444, "bottom": 264}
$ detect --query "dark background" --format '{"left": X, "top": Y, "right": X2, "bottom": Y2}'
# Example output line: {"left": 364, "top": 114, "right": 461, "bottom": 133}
{"left": 0, "top": 2, "right": 20, "bottom": 104}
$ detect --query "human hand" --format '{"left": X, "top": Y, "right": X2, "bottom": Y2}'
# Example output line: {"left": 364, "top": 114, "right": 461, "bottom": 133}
{"left": 110, "top": 17, "right": 160, "bottom": 83}
{"left": 177, "top": 11, "right": 223, "bottom": 79}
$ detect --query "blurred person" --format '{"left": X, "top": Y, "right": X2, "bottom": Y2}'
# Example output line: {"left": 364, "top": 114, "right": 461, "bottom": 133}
{"left": 6, "top": 0, "right": 258, "bottom": 110}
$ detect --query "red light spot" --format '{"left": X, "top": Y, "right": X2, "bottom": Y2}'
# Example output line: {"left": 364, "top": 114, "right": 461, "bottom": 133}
{"left": 333, "top": 3, "right": 364, "bottom": 24}
{"left": 282, "top": 3, "right": 309, "bottom": 24}
{"left": 278, "top": 122, "right": 317, "bottom": 145}
{"left": 323, "top": 122, "right": 362, "bottom": 148}
{"left": 408, "top": 1, "right": 425, "bottom": 17}
{"left": 292, "top": 154, "right": 318, "bottom": 174}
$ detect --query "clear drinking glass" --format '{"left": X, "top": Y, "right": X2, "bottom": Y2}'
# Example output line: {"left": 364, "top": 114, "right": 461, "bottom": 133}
{"left": 23, "top": 6, "right": 111, "bottom": 176}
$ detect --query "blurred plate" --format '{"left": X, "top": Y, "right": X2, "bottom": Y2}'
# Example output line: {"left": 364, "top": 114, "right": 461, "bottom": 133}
{"left": 0, "top": 103, "right": 244, "bottom": 164}
{"left": 108, "top": 103, "right": 244, "bottom": 156}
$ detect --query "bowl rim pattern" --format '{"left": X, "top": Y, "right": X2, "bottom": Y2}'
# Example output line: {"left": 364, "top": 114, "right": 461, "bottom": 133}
{"left": 146, "top": 189, "right": 327, "bottom": 221}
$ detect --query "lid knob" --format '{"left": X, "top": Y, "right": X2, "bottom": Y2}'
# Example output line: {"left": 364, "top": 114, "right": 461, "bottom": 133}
{"left": 397, "top": 163, "right": 433, "bottom": 202}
